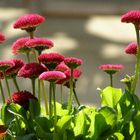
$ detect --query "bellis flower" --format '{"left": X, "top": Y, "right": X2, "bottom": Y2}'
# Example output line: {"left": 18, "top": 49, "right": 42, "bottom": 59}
{"left": 121, "top": 10, "right": 140, "bottom": 24}
{"left": 39, "top": 71, "right": 66, "bottom": 82}
{"left": 6, "top": 59, "right": 24, "bottom": 77}
{"left": 125, "top": 42, "right": 137, "bottom": 55}
{"left": 99, "top": 64, "right": 124, "bottom": 75}
{"left": 25, "top": 38, "right": 54, "bottom": 53}
{"left": 7, "top": 91, "right": 38, "bottom": 110}
{"left": 38, "top": 53, "right": 65, "bottom": 70}
{"left": 11, "top": 37, "right": 30, "bottom": 55}
{"left": 18, "top": 62, "right": 46, "bottom": 79}
{"left": 0, "top": 33, "right": 6, "bottom": 43}
{"left": 64, "top": 57, "right": 83, "bottom": 69}
{"left": 0, "top": 60, "right": 14, "bottom": 72}
{"left": 55, "top": 61, "right": 69, "bottom": 72}
{"left": 13, "top": 14, "right": 45, "bottom": 31}
{"left": 56, "top": 69, "right": 82, "bottom": 85}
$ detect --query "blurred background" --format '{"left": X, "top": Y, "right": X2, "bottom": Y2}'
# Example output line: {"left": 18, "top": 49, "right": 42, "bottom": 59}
{"left": 0, "top": 0, "right": 139, "bottom": 106}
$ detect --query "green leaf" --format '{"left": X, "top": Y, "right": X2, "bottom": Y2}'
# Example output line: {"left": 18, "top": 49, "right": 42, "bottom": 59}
{"left": 56, "top": 102, "right": 69, "bottom": 116}
{"left": 88, "top": 112, "right": 110, "bottom": 139}
{"left": 74, "top": 111, "right": 86, "bottom": 137}
{"left": 34, "top": 117, "right": 52, "bottom": 133}
{"left": 107, "top": 132, "right": 124, "bottom": 140}
{"left": 56, "top": 115, "right": 71, "bottom": 133}
{"left": 100, "top": 86, "right": 122, "bottom": 109}
{"left": 7, "top": 103, "right": 26, "bottom": 120}
{"left": 99, "top": 106, "right": 117, "bottom": 126}
{"left": 1, "top": 104, "right": 13, "bottom": 126}
{"left": 29, "top": 99, "right": 40, "bottom": 118}
{"left": 16, "top": 133, "right": 37, "bottom": 140}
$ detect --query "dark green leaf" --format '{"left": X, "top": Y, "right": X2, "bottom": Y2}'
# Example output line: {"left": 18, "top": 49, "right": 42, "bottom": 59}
{"left": 29, "top": 99, "right": 40, "bottom": 118}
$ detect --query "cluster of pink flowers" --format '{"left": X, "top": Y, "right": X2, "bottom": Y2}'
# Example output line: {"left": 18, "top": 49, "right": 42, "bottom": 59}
{"left": 0, "top": 13, "right": 83, "bottom": 108}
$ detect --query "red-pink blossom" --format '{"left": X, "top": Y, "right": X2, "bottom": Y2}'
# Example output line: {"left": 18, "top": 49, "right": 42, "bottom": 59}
{"left": 18, "top": 62, "right": 46, "bottom": 79}
{"left": 0, "top": 60, "right": 14, "bottom": 72}
{"left": 39, "top": 71, "right": 66, "bottom": 82}
{"left": 65, "top": 69, "right": 82, "bottom": 79}
{"left": 56, "top": 69, "right": 82, "bottom": 85}
{"left": 55, "top": 62, "right": 69, "bottom": 72}
{"left": 6, "top": 59, "right": 24, "bottom": 77}
{"left": 125, "top": 42, "right": 137, "bottom": 55}
{"left": 7, "top": 91, "right": 37, "bottom": 110}
{"left": 25, "top": 38, "right": 54, "bottom": 52}
{"left": 38, "top": 53, "right": 65, "bottom": 70}
{"left": 13, "top": 14, "right": 45, "bottom": 30}
{"left": 64, "top": 57, "right": 83, "bottom": 69}
{"left": 121, "top": 10, "right": 140, "bottom": 24}
{"left": 11, "top": 37, "right": 30, "bottom": 55}
{"left": 99, "top": 64, "right": 124, "bottom": 74}
{"left": 0, "top": 33, "right": 6, "bottom": 43}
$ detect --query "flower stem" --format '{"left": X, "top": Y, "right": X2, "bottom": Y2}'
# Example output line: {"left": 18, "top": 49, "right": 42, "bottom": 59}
{"left": 68, "top": 68, "right": 74, "bottom": 113}
{"left": 60, "top": 85, "right": 63, "bottom": 103}
{"left": 38, "top": 80, "right": 41, "bottom": 102}
{"left": 109, "top": 74, "right": 113, "bottom": 87}
{"left": 73, "top": 88, "right": 80, "bottom": 106}
{"left": 131, "top": 25, "right": 140, "bottom": 94}
{"left": 0, "top": 80, "right": 5, "bottom": 104}
{"left": 12, "top": 77, "right": 20, "bottom": 92}
{"left": 31, "top": 78, "right": 35, "bottom": 96}
{"left": 52, "top": 82, "right": 57, "bottom": 126}
{"left": 4, "top": 75, "right": 11, "bottom": 101}
{"left": 49, "top": 82, "right": 53, "bottom": 118}
{"left": 41, "top": 81, "right": 48, "bottom": 115}
{"left": 26, "top": 52, "right": 30, "bottom": 63}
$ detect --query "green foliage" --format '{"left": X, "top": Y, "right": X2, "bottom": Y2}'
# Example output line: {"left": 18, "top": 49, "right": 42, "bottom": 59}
{"left": 1, "top": 87, "right": 140, "bottom": 140}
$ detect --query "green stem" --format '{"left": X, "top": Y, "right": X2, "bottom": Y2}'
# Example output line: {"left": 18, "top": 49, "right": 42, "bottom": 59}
{"left": 12, "top": 77, "right": 20, "bottom": 92}
{"left": 109, "top": 74, "right": 113, "bottom": 87}
{"left": 68, "top": 68, "right": 74, "bottom": 113}
{"left": 0, "top": 80, "right": 5, "bottom": 104}
{"left": 4, "top": 73, "right": 11, "bottom": 101}
{"left": 42, "top": 81, "right": 48, "bottom": 115}
{"left": 131, "top": 25, "right": 140, "bottom": 94}
{"left": 49, "top": 82, "right": 53, "bottom": 118}
{"left": 73, "top": 88, "right": 80, "bottom": 106}
{"left": 31, "top": 78, "right": 35, "bottom": 96}
{"left": 38, "top": 80, "right": 41, "bottom": 102}
{"left": 52, "top": 82, "right": 57, "bottom": 126}
{"left": 60, "top": 85, "right": 63, "bottom": 103}
{"left": 26, "top": 52, "right": 30, "bottom": 63}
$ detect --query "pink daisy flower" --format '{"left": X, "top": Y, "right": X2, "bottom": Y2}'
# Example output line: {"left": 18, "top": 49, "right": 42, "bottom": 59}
{"left": 18, "top": 62, "right": 47, "bottom": 79}
{"left": 25, "top": 38, "right": 54, "bottom": 53}
{"left": 13, "top": 14, "right": 45, "bottom": 31}
{"left": 64, "top": 57, "right": 83, "bottom": 69}
{"left": 38, "top": 53, "right": 65, "bottom": 70}
{"left": 99, "top": 64, "right": 124, "bottom": 74}
{"left": 121, "top": 10, "right": 140, "bottom": 24}
{"left": 0, "top": 33, "right": 6, "bottom": 43}
{"left": 6, "top": 59, "right": 24, "bottom": 77}
{"left": 55, "top": 61, "right": 69, "bottom": 72}
{"left": 125, "top": 42, "right": 137, "bottom": 55}
{"left": 7, "top": 90, "right": 38, "bottom": 110}
{"left": 39, "top": 71, "right": 66, "bottom": 82}
{"left": 56, "top": 69, "right": 82, "bottom": 85}
{"left": 65, "top": 69, "right": 82, "bottom": 79}
{"left": 11, "top": 37, "right": 30, "bottom": 55}
{"left": 0, "top": 60, "right": 14, "bottom": 72}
